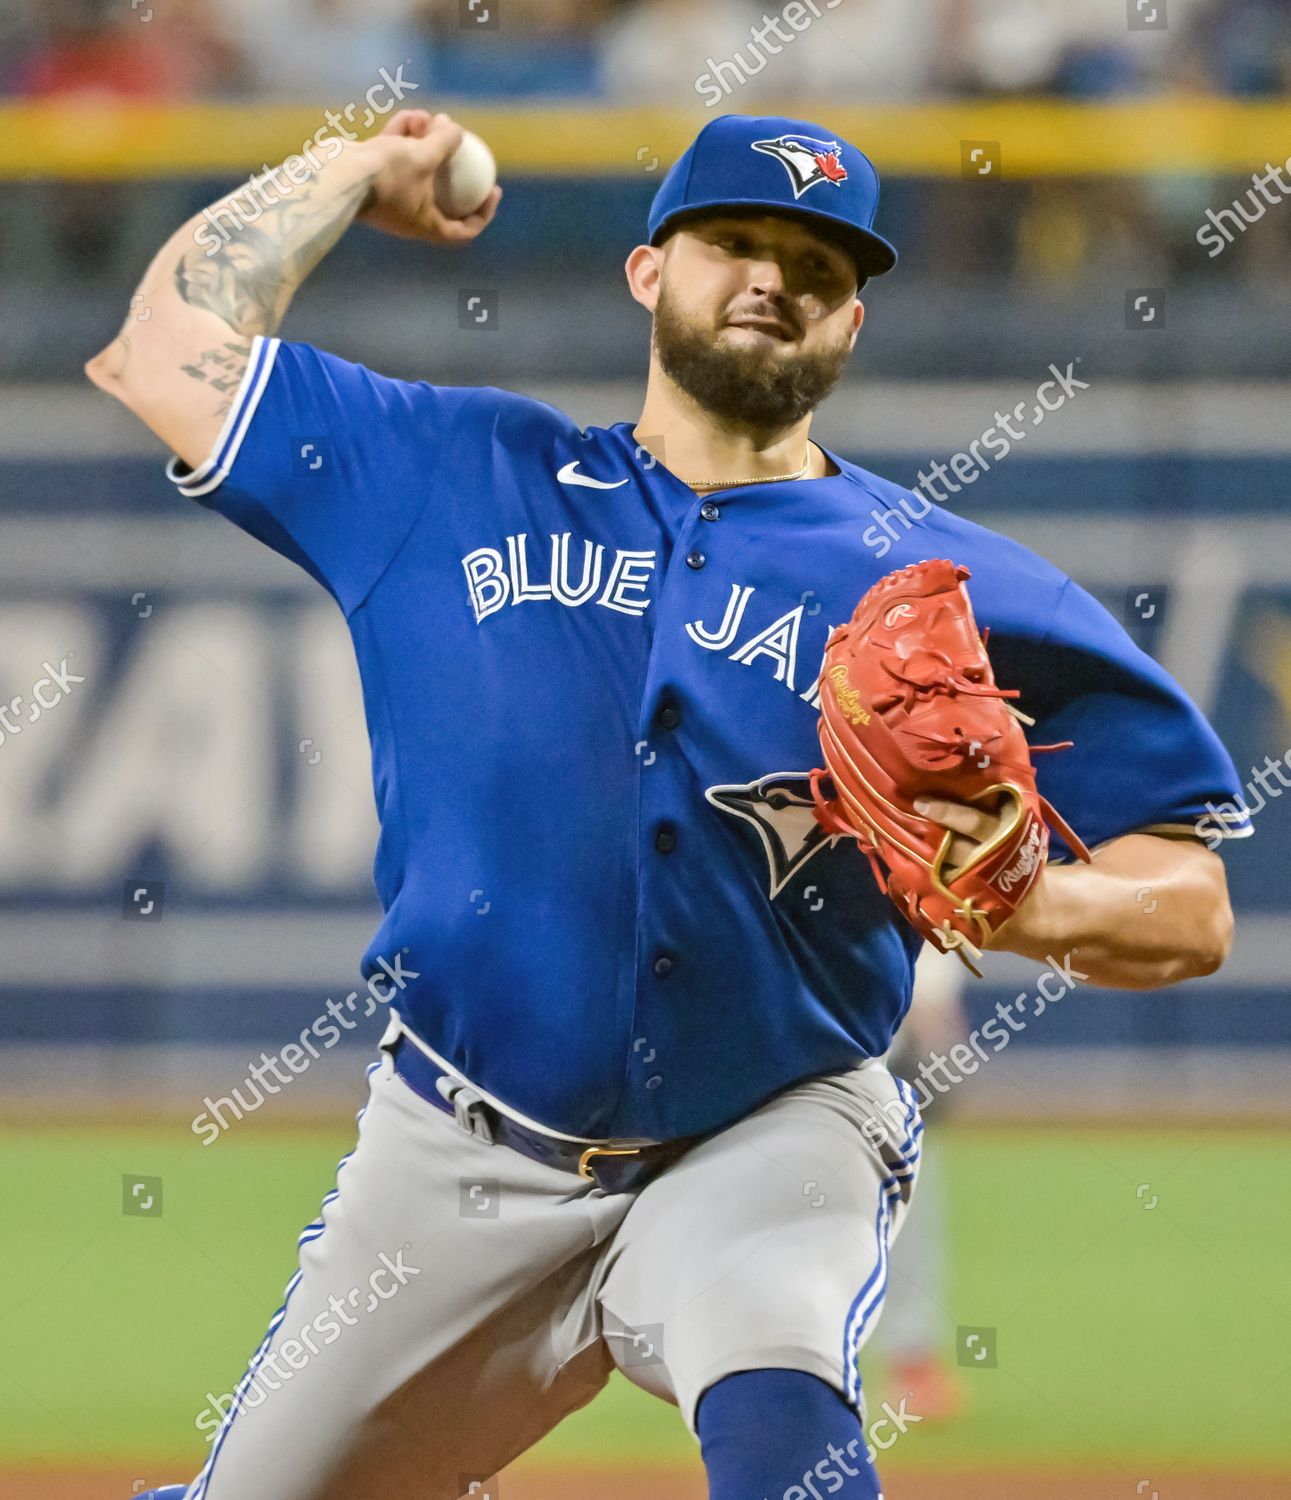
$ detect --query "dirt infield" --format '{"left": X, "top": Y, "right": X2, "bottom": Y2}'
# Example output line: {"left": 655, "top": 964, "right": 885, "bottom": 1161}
{"left": 8, "top": 1464, "right": 1290, "bottom": 1500}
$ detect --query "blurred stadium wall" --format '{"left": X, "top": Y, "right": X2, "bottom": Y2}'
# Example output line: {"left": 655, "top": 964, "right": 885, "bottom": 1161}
{"left": 1, "top": 0, "right": 1289, "bottom": 1123}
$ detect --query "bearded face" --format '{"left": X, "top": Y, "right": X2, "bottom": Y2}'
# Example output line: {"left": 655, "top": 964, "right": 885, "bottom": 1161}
{"left": 648, "top": 216, "right": 859, "bottom": 431}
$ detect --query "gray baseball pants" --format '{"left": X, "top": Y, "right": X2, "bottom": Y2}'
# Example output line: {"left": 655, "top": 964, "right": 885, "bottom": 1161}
{"left": 185, "top": 1041, "right": 922, "bottom": 1499}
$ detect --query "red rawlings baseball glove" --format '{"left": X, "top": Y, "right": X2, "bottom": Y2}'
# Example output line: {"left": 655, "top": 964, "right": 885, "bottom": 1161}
{"left": 809, "top": 558, "right": 1090, "bottom": 972}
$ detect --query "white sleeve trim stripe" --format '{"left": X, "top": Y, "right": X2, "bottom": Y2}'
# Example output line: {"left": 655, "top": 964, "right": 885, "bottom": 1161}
{"left": 1199, "top": 807, "right": 1257, "bottom": 839}
{"left": 164, "top": 334, "right": 281, "bottom": 499}
{"left": 1206, "top": 804, "right": 1254, "bottom": 823}
{"left": 1132, "top": 819, "right": 1254, "bottom": 843}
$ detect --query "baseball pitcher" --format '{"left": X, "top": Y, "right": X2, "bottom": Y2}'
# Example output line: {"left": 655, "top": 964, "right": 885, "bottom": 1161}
{"left": 86, "top": 110, "right": 1249, "bottom": 1500}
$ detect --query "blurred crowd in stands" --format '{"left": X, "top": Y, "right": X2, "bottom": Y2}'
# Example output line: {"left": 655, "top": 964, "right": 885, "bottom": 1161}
{"left": 1, "top": 0, "right": 1288, "bottom": 373}
{"left": 0, "top": 0, "right": 1288, "bottom": 104}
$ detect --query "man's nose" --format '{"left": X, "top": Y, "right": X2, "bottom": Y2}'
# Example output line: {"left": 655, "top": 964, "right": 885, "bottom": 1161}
{"left": 747, "top": 258, "right": 787, "bottom": 296}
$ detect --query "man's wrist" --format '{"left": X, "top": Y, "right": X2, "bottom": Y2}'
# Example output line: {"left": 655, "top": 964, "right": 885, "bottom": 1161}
{"left": 989, "top": 861, "right": 1079, "bottom": 958}
{"left": 347, "top": 137, "right": 398, "bottom": 218}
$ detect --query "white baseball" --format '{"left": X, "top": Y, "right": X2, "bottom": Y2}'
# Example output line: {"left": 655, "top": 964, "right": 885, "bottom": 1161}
{"left": 435, "top": 130, "right": 497, "bottom": 218}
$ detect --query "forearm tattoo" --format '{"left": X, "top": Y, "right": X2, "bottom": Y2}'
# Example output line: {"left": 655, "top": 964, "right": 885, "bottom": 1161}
{"left": 173, "top": 170, "right": 372, "bottom": 339}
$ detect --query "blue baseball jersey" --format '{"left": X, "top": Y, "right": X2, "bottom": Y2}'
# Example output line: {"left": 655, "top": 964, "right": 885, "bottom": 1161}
{"left": 167, "top": 338, "right": 1250, "bottom": 1142}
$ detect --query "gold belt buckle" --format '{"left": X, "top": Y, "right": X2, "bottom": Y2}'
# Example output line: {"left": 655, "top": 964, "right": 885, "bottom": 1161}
{"left": 577, "top": 1144, "right": 643, "bottom": 1181}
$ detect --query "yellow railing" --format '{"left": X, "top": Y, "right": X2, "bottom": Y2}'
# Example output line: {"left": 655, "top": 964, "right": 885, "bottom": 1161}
{"left": 0, "top": 97, "right": 1286, "bottom": 179}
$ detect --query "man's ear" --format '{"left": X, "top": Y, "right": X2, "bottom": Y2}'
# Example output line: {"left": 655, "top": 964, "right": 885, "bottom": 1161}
{"left": 625, "top": 244, "right": 664, "bottom": 313}
{"left": 849, "top": 298, "right": 865, "bottom": 348}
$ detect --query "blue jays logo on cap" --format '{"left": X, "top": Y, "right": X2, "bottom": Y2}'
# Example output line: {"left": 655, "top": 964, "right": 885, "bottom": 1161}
{"left": 751, "top": 134, "right": 849, "bottom": 199}
{"left": 646, "top": 114, "right": 898, "bottom": 282}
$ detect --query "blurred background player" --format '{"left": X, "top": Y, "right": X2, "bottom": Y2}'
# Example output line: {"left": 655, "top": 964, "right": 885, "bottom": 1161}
{"left": 873, "top": 945, "right": 968, "bottom": 1427}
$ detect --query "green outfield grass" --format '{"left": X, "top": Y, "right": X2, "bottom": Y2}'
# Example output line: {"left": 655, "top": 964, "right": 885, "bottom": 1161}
{"left": 1, "top": 1117, "right": 1288, "bottom": 1474}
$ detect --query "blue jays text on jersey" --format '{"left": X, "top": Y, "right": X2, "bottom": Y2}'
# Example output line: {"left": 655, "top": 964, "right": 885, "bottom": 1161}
{"left": 166, "top": 338, "right": 1250, "bottom": 1143}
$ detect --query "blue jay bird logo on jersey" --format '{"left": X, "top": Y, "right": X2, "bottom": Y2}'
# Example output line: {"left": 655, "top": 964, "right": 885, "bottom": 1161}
{"left": 751, "top": 135, "right": 849, "bottom": 199}
{"left": 705, "top": 772, "right": 839, "bottom": 899}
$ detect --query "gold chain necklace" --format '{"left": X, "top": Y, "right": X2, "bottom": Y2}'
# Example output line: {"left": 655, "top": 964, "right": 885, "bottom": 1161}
{"left": 684, "top": 450, "right": 813, "bottom": 490}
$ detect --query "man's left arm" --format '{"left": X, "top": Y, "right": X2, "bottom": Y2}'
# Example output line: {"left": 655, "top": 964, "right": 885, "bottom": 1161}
{"left": 916, "top": 798, "right": 1233, "bottom": 989}
{"left": 914, "top": 567, "right": 1248, "bottom": 990}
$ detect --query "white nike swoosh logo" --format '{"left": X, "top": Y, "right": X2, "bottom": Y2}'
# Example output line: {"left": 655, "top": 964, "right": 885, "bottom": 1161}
{"left": 557, "top": 460, "right": 629, "bottom": 490}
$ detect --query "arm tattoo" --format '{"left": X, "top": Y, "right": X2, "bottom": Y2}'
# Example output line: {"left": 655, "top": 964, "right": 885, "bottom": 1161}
{"left": 179, "top": 339, "right": 253, "bottom": 417}
{"left": 173, "top": 169, "right": 372, "bottom": 338}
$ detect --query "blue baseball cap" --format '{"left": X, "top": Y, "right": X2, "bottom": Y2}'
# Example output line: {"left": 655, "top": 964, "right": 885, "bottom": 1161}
{"left": 647, "top": 114, "right": 898, "bottom": 286}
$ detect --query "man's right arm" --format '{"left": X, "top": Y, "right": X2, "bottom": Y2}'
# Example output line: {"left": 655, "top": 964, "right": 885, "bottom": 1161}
{"left": 84, "top": 110, "right": 501, "bottom": 470}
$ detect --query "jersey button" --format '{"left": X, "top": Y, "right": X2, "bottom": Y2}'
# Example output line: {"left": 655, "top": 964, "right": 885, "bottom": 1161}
{"left": 652, "top": 955, "right": 674, "bottom": 977}
{"left": 657, "top": 704, "right": 681, "bottom": 730}
{"left": 654, "top": 826, "right": 677, "bottom": 854}
{"left": 700, "top": 502, "right": 721, "bottom": 521}
{"left": 685, "top": 550, "right": 706, "bottom": 570}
